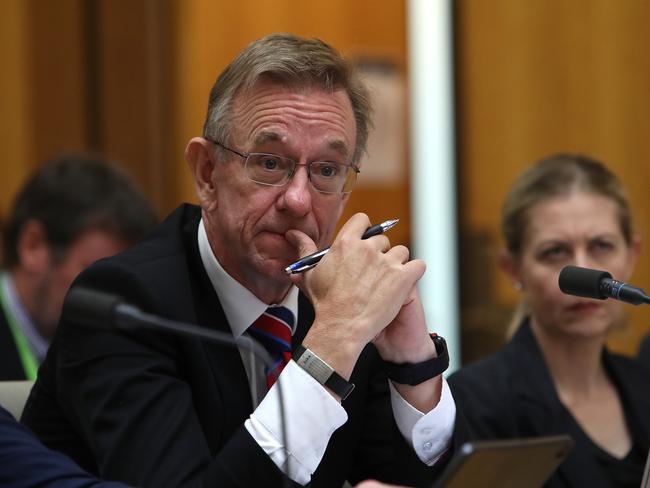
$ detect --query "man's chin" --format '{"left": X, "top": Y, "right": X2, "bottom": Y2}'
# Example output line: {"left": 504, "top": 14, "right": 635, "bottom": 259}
{"left": 255, "top": 254, "right": 296, "bottom": 279}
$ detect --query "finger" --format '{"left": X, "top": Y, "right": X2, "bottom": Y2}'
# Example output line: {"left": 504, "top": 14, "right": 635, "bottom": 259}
{"left": 403, "top": 258, "right": 426, "bottom": 283}
{"left": 385, "top": 244, "right": 410, "bottom": 263}
{"left": 336, "top": 212, "right": 372, "bottom": 241}
{"left": 285, "top": 229, "right": 318, "bottom": 258}
{"left": 366, "top": 234, "right": 390, "bottom": 252}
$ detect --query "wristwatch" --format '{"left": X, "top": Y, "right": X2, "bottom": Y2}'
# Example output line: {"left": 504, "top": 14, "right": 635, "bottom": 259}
{"left": 382, "top": 334, "right": 449, "bottom": 385}
{"left": 294, "top": 345, "right": 355, "bottom": 400}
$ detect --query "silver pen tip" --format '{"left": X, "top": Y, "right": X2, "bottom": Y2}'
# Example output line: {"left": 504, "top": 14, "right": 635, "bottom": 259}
{"left": 382, "top": 219, "right": 399, "bottom": 231}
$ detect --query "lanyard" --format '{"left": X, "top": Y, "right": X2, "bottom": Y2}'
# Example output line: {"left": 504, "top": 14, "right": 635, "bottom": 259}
{"left": 0, "top": 275, "right": 38, "bottom": 380}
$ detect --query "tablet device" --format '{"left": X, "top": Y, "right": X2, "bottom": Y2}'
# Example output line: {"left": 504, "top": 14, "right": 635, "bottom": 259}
{"left": 431, "top": 435, "right": 574, "bottom": 488}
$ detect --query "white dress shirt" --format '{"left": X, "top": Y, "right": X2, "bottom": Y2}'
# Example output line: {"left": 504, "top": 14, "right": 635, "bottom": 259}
{"left": 197, "top": 220, "right": 455, "bottom": 485}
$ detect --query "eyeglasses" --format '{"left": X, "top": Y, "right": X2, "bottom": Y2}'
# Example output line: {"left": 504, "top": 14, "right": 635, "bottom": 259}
{"left": 207, "top": 139, "right": 359, "bottom": 194}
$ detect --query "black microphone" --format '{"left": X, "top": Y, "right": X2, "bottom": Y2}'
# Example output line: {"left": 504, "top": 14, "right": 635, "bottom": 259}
{"left": 558, "top": 265, "right": 650, "bottom": 305}
{"left": 63, "top": 286, "right": 293, "bottom": 487}
{"left": 63, "top": 287, "right": 273, "bottom": 361}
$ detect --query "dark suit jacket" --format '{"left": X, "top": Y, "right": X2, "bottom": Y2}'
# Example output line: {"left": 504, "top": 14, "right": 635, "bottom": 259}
{"left": 448, "top": 321, "right": 650, "bottom": 488}
{"left": 22, "top": 204, "right": 448, "bottom": 488}
{"left": 639, "top": 334, "right": 650, "bottom": 370}
{"left": 0, "top": 405, "right": 128, "bottom": 488}
{"left": 0, "top": 298, "right": 27, "bottom": 380}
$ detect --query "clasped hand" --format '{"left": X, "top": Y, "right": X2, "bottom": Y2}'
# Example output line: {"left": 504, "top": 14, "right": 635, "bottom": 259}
{"left": 286, "top": 213, "right": 432, "bottom": 378}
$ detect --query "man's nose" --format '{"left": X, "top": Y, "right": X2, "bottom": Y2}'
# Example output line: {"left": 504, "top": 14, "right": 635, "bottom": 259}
{"left": 278, "top": 166, "right": 312, "bottom": 216}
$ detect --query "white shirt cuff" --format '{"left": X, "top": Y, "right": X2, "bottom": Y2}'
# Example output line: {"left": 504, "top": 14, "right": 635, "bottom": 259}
{"left": 244, "top": 360, "right": 347, "bottom": 485}
{"left": 389, "top": 377, "right": 456, "bottom": 465}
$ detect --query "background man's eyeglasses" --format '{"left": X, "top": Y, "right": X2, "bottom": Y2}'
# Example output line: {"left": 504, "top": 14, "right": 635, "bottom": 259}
{"left": 207, "top": 138, "right": 359, "bottom": 194}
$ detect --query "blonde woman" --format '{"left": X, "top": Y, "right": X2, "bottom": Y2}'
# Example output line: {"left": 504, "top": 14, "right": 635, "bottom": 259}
{"left": 449, "top": 154, "right": 650, "bottom": 488}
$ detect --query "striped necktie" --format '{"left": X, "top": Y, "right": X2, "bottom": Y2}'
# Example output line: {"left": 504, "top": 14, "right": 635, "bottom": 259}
{"left": 248, "top": 306, "right": 294, "bottom": 388}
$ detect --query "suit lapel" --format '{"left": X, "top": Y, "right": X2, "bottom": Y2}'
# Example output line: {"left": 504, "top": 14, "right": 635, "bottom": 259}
{"left": 509, "top": 322, "right": 608, "bottom": 487}
{"left": 179, "top": 210, "right": 254, "bottom": 438}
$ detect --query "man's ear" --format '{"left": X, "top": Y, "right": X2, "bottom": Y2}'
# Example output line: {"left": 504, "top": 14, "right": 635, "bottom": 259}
{"left": 498, "top": 249, "right": 523, "bottom": 290}
{"left": 16, "top": 220, "right": 51, "bottom": 274}
{"left": 185, "top": 137, "right": 218, "bottom": 210}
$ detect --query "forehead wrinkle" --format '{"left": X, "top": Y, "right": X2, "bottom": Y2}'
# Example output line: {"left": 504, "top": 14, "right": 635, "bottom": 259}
{"left": 232, "top": 94, "right": 353, "bottom": 158}
{"left": 261, "top": 105, "right": 353, "bottom": 158}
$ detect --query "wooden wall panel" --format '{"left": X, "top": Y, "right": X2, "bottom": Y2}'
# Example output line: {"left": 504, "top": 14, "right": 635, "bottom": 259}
{"left": 456, "top": 0, "right": 650, "bottom": 359}
{"left": 29, "top": 0, "right": 87, "bottom": 164}
{"left": 95, "top": 0, "right": 174, "bottom": 213}
{"left": 0, "top": 0, "right": 32, "bottom": 216}
{"left": 0, "top": 0, "right": 87, "bottom": 217}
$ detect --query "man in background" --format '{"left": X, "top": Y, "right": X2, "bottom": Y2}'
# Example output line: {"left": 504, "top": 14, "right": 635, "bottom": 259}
{"left": 0, "top": 154, "right": 158, "bottom": 380}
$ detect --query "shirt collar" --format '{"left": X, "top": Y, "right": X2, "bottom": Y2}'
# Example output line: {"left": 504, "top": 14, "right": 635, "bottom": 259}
{"left": 197, "top": 219, "right": 299, "bottom": 338}
{"left": 1, "top": 272, "right": 50, "bottom": 362}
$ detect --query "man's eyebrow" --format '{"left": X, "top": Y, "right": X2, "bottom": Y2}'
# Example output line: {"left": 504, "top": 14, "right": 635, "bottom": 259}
{"left": 328, "top": 139, "right": 349, "bottom": 158}
{"left": 253, "top": 131, "right": 282, "bottom": 146}
{"left": 253, "top": 131, "right": 350, "bottom": 159}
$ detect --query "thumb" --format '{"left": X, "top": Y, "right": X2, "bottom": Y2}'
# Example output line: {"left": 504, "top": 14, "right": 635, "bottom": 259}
{"left": 284, "top": 230, "right": 319, "bottom": 287}
{"left": 285, "top": 229, "right": 318, "bottom": 258}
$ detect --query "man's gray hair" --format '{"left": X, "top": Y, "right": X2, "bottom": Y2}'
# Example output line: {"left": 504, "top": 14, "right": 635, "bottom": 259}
{"left": 202, "top": 33, "right": 372, "bottom": 165}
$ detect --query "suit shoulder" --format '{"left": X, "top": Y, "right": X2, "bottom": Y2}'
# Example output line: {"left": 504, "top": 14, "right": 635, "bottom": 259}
{"left": 447, "top": 347, "right": 520, "bottom": 415}
{"left": 101, "top": 203, "right": 200, "bottom": 267}
{"left": 608, "top": 351, "right": 650, "bottom": 379}
{"left": 449, "top": 349, "right": 512, "bottom": 388}
{"left": 72, "top": 204, "right": 201, "bottom": 311}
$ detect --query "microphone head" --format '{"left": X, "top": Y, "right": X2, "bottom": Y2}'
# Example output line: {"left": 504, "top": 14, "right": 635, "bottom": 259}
{"left": 558, "top": 266, "right": 612, "bottom": 300}
{"left": 63, "top": 286, "right": 123, "bottom": 330}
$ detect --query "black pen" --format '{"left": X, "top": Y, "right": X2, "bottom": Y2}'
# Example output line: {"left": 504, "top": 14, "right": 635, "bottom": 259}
{"left": 284, "top": 219, "right": 400, "bottom": 274}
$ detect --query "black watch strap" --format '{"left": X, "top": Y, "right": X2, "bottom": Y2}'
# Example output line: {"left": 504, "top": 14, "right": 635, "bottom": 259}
{"left": 294, "top": 345, "right": 355, "bottom": 400}
{"left": 383, "top": 334, "right": 449, "bottom": 386}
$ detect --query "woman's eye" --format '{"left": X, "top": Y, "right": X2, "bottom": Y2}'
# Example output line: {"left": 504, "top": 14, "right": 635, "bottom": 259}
{"left": 539, "top": 246, "right": 567, "bottom": 261}
{"left": 591, "top": 240, "right": 614, "bottom": 254}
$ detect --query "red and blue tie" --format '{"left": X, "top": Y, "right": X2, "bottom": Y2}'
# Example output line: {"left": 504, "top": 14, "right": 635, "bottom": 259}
{"left": 248, "top": 306, "right": 294, "bottom": 388}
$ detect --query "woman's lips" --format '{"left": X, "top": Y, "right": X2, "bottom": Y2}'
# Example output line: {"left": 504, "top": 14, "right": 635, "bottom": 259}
{"left": 566, "top": 301, "right": 602, "bottom": 313}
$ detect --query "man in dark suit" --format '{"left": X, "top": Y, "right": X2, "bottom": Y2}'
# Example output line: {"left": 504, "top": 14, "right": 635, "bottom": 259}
{"left": 0, "top": 154, "right": 157, "bottom": 380}
{"left": 22, "top": 34, "right": 456, "bottom": 487}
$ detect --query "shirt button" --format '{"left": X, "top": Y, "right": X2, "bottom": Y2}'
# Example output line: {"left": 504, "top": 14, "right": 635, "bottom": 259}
{"left": 421, "top": 428, "right": 432, "bottom": 435}
{"left": 423, "top": 441, "right": 433, "bottom": 451}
